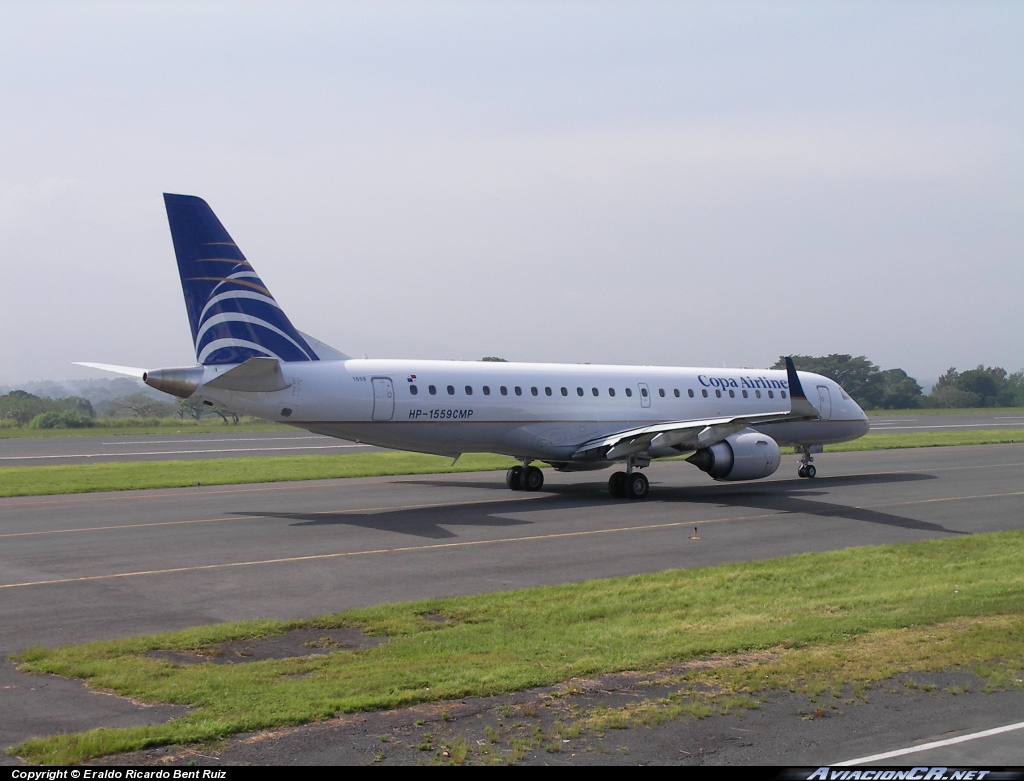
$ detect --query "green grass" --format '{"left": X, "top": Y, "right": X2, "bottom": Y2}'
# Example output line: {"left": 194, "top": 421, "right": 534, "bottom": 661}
{"left": 2, "top": 430, "right": 1023, "bottom": 498}
{"left": 0, "top": 452, "right": 521, "bottom": 497}
{"left": 804, "top": 428, "right": 1024, "bottom": 452}
{"left": 10, "top": 530, "right": 1024, "bottom": 765}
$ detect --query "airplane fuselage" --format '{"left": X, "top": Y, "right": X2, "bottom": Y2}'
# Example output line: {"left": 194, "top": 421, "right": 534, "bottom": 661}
{"left": 188, "top": 359, "right": 869, "bottom": 463}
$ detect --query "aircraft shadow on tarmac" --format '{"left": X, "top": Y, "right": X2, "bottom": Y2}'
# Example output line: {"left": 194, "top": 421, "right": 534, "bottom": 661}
{"left": 245, "top": 503, "right": 537, "bottom": 539}
{"left": 241, "top": 471, "right": 965, "bottom": 539}
{"left": 671, "top": 474, "right": 967, "bottom": 536}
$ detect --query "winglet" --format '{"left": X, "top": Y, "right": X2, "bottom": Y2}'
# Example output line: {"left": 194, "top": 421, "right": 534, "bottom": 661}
{"left": 785, "top": 357, "right": 820, "bottom": 418}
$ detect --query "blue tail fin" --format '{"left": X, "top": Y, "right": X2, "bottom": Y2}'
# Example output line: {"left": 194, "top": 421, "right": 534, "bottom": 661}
{"left": 163, "top": 194, "right": 319, "bottom": 366}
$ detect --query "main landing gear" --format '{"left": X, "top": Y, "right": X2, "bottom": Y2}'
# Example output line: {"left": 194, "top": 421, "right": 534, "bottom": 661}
{"left": 506, "top": 462, "right": 544, "bottom": 492}
{"left": 796, "top": 446, "right": 817, "bottom": 479}
{"left": 608, "top": 458, "right": 649, "bottom": 499}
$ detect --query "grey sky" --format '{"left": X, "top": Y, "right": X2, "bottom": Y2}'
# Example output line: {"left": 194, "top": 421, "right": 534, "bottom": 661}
{"left": 1, "top": 1, "right": 1021, "bottom": 387}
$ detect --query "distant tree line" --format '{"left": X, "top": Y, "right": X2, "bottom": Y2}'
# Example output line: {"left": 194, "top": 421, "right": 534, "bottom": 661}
{"left": 0, "top": 390, "right": 96, "bottom": 428}
{"left": 3, "top": 356, "right": 1023, "bottom": 427}
{"left": 0, "top": 389, "right": 243, "bottom": 429}
{"left": 772, "top": 355, "right": 1024, "bottom": 410}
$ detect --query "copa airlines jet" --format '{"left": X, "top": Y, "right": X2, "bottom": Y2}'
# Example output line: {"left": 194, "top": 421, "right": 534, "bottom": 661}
{"left": 79, "top": 194, "right": 869, "bottom": 499}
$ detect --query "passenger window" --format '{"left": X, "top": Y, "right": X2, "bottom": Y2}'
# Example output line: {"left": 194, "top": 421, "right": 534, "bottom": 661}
{"left": 641, "top": 387, "right": 649, "bottom": 398}
{"left": 701, "top": 389, "right": 708, "bottom": 398}
{"left": 447, "top": 385, "right": 455, "bottom": 395}
{"left": 658, "top": 388, "right": 665, "bottom": 398}
{"left": 560, "top": 387, "right": 568, "bottom": 396}
{"left": 768, "top": 390, "right": 774, "bottom": 399}
{"left": 781, "top": 390, "right": 787, "bottom": 399}
{"left": 674, "top": 389, "right": 681, "bottom": 398}
{"left": 715, "top": 389, "right": 721, "bottom": 398}
{"left": 608, "top": 388, "right": 616, "bottom": 397}
{"left": 687, "top": 389, "right": 694, "bottom": 398}
{"left": 545, "top": 387, "right": 552, "bottom": 396}
{"left": 500, "top": 386, "right": 508, "bottom": 396}
{"left": 531, "top": 387, "right": 538, "bottom": 396}
{"left": 742, "top": 390, "right": 748, "bottom": 398}
{"left": 592, "top": 388, "right": 599, "bottom": 396}
{"left": 410, "top": 384, "right": 419, "bottom": 396}
{"left": 429, "top": 385, "right": 437, "bottom": 395}
{"left": 465, "top": 385, "right": 473, "bottom": 395}
{"left": 515, "top": 386, "right": 522, "bottom": 396}
{"left": 577, "top": 387, "right": 584, "bottom": 397}
{"left": 625, "top": 388, "right": 633, "bottom": 397}
{"left": 755, "top": 390, "right": 761, "bottom": 398}
{"left": 728, "top": 389, "right": 735, "bottom": 398}
{"left": 483, "top": 386, "right": 490, "bottom": 396}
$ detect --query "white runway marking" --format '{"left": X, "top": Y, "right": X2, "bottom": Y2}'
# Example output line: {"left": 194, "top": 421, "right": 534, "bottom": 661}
{"left": 100, "top": 436, "right": 328, "bottom": 445}
{"left": 869, "top": 422, "right": 1024, "bottom": 430}
{"left": 836, "top": 719, "right": 1024, "bottom": 764}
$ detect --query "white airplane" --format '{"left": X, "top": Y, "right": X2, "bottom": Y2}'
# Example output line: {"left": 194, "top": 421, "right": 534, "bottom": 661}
{"left": 79, "top": 194, "right": 869, "bottom": 499}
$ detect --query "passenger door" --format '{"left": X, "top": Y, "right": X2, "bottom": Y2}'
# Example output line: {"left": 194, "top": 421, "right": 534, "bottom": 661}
{"left": 816, "top": 386, "right": 832, "bottom": 420}
{"left": 372, "top": 377, "right": 395, "bottom": 421}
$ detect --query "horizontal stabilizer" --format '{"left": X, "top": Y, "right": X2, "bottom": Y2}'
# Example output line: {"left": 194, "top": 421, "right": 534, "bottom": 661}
{"left": 204, "top": 357, "right": 290, "bottom": 392}
{"left": 73, "top": 362, "right": 146, "bottom": 378}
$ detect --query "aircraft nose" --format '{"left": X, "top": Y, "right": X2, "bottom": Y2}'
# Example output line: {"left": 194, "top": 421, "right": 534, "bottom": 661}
{"left": 853, "top": 404, "right": 870, "bottom": 435}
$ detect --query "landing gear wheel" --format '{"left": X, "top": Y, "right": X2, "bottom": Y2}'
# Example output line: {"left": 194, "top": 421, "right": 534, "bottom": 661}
{"left": 625, "top": 472, "right": 649, "bottom": 500}
{"left": 608, "top": 471, "right": 627, "bottom": 498}
{"left": 522, "top": 466, "right": 544, "bottom": 492}
{"left": 805, "top": 464, "right": 816, "bottom": 479}
{"left": 505, "top": 466, "right": 523, "bottom": 490}
{"left": 797, "top": 466, "right": 808, "bottom": 479}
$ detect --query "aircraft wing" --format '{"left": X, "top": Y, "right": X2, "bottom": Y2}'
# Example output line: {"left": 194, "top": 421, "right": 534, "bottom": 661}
{"left": 572, "top": 357, "right": 820, "bottom": 460}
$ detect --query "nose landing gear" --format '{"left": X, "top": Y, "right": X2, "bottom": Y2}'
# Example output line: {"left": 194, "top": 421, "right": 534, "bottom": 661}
{"left": 796, "top": 446, "right": 817, "bottom": 478}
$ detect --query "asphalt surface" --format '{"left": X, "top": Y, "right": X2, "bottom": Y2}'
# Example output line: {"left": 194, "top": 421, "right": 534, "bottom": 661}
{"left": 2, "top": 443, "right": 1023, "bottom": 764}
{"left": 0, "top": 430, "right": 383, "bottom": 467}
{"left": 866, "top": 411, "right": 1024, "bottom": 434}
{"left": 0, "top": 411, "right": 1021, "bottom": 467}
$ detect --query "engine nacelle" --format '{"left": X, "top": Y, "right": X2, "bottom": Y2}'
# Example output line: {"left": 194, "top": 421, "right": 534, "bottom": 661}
{"left": 686, "top": 431, "right": 781, "bottom": 481}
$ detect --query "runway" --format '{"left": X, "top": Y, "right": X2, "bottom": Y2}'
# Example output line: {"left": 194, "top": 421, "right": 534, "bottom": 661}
{"left": 2, "top": 443, "right": 1023, "bottom": 762}
{"left": 0, "top": 410, "right": 1020, "bottom": 467}
{"left": 0, "top": 430, "right": 384, "bottom": 467}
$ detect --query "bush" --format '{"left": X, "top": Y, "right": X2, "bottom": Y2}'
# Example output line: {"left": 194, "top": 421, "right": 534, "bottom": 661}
{"left": 28, "top": 410, "right": 96, "bottom": 429}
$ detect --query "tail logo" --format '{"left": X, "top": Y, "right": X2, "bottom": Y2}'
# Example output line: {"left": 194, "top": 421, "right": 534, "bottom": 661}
{"left": 164, "top": 195, "right": 319, "bottom": 366}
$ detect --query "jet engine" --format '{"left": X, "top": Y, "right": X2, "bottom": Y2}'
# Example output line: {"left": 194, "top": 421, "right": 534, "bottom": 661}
{"left": 686, "top": 431, "right": 781, "bottom": 481}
